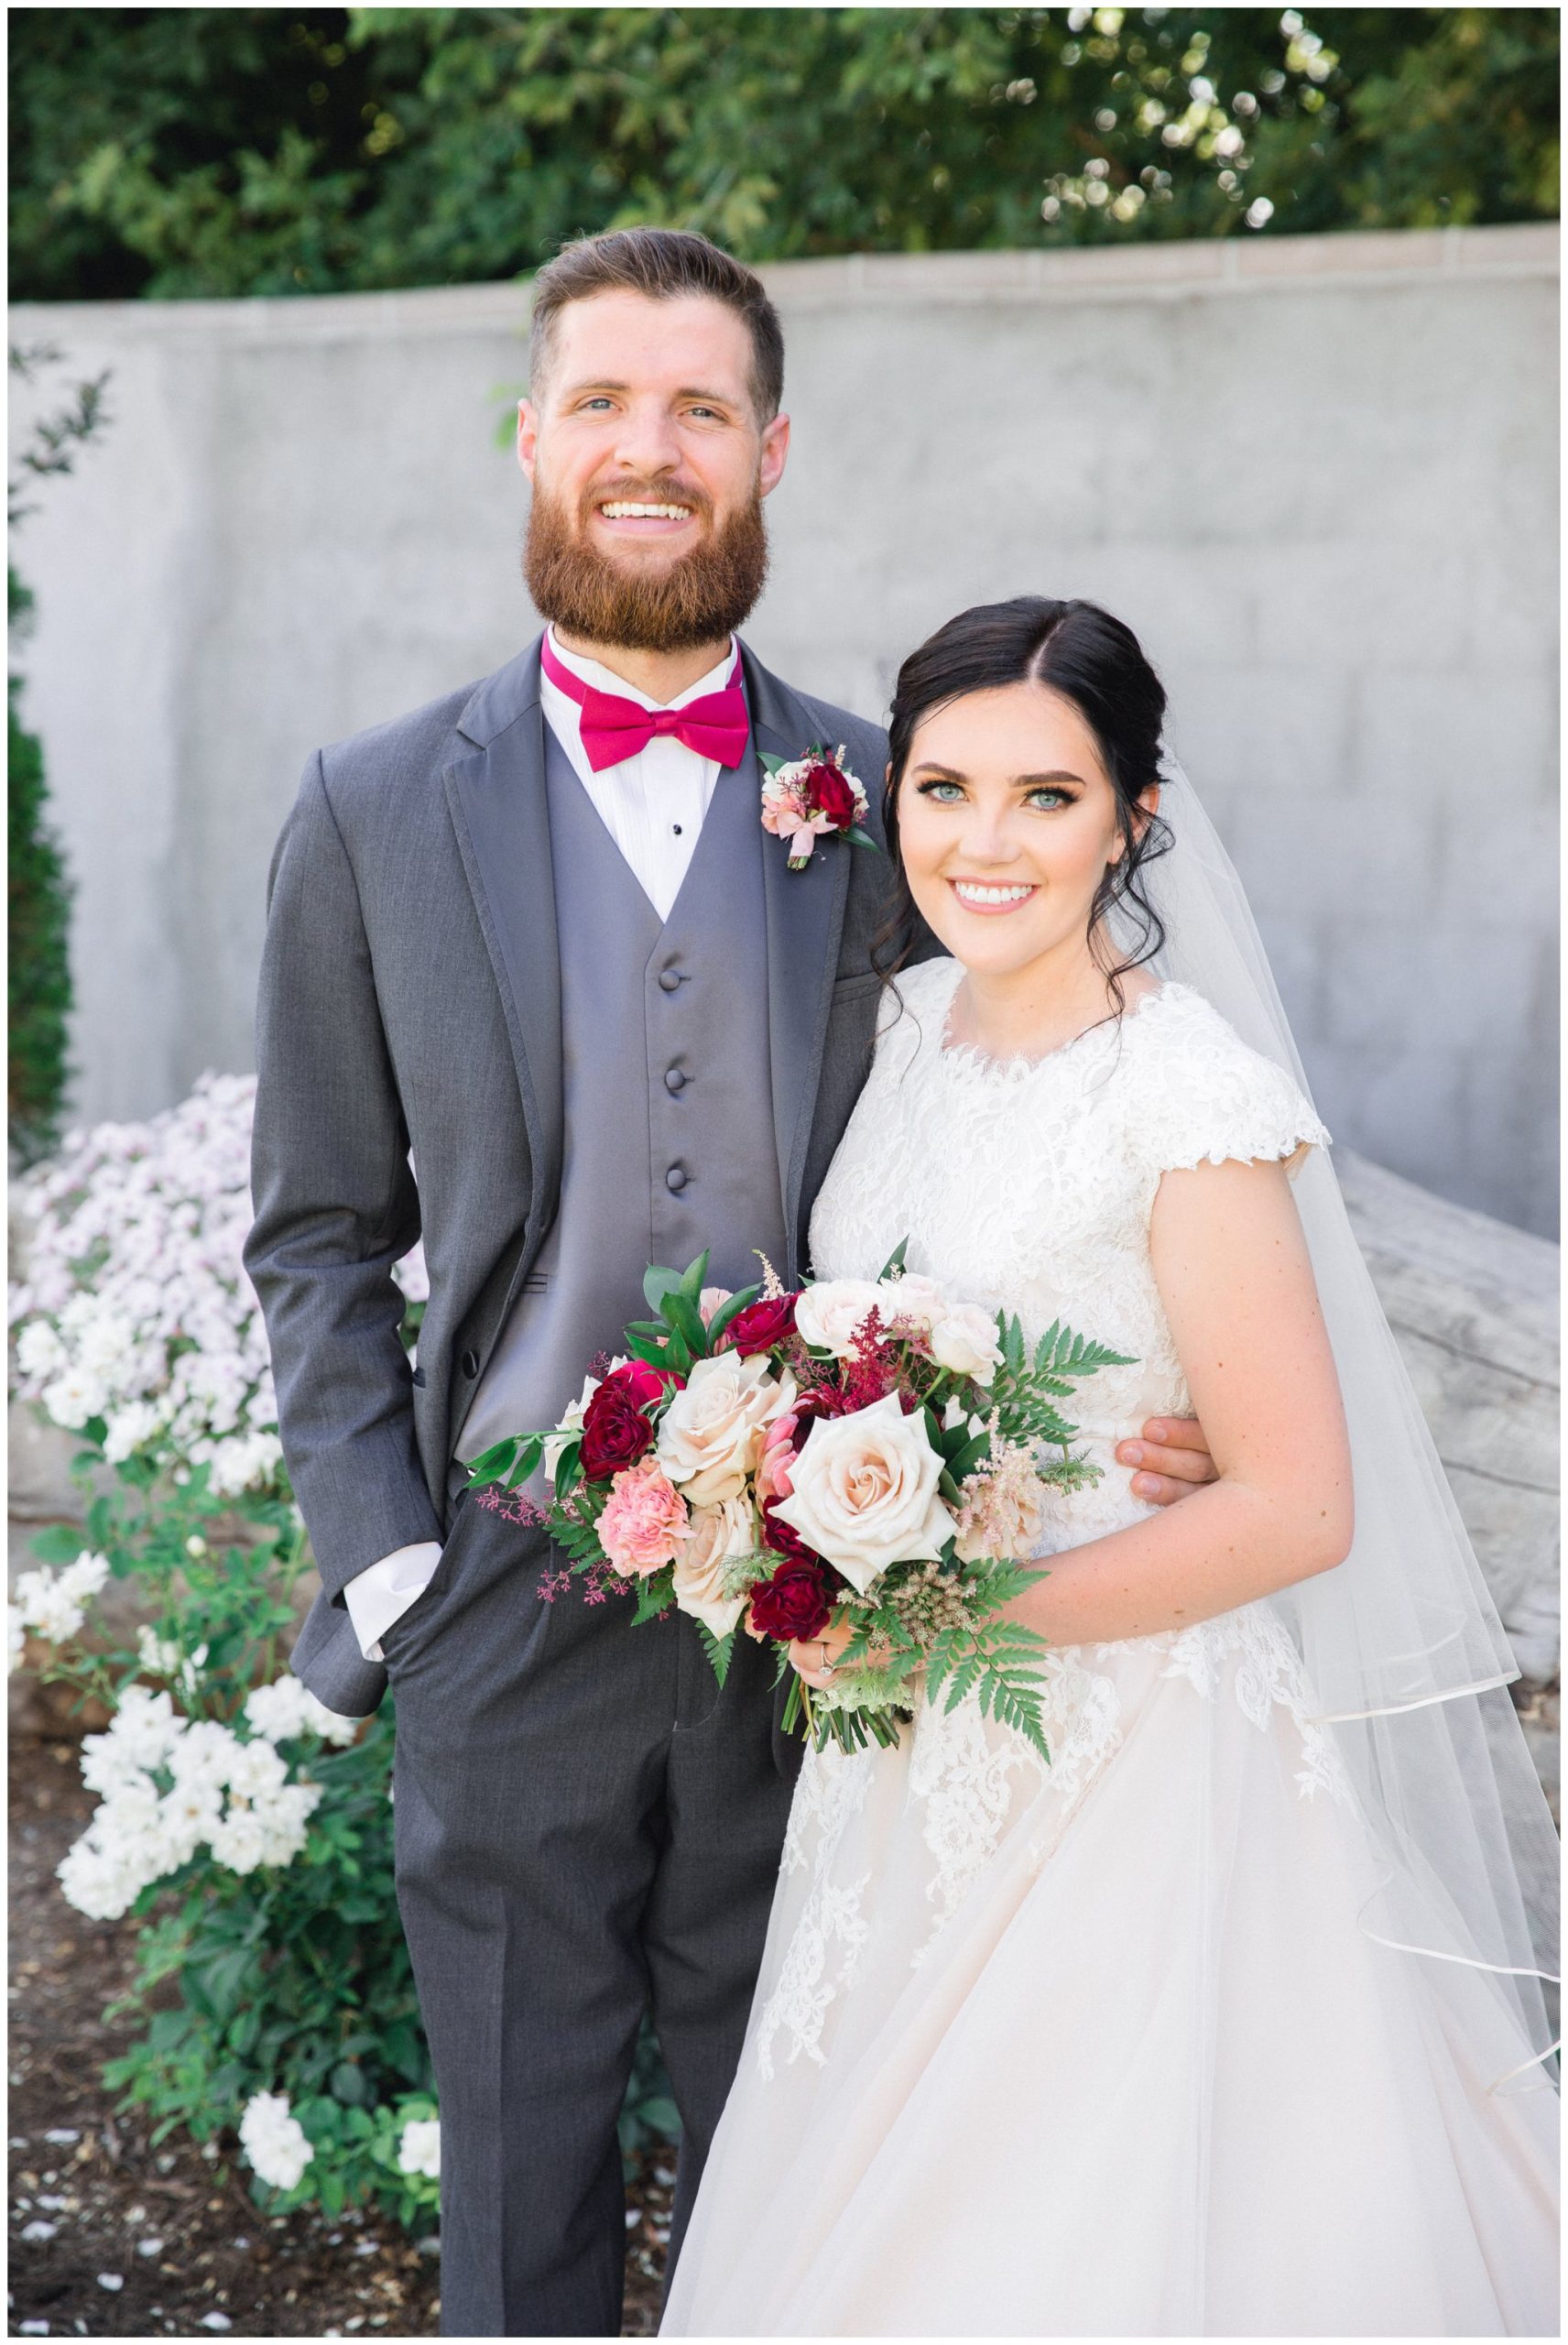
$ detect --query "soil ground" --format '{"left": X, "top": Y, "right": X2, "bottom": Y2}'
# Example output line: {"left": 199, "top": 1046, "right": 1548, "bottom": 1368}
{"left": 8, "top": 1731, "right": 671, "bottom": 2338}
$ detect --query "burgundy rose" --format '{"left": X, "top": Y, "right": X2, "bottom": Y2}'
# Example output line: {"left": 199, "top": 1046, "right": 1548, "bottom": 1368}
{"left": 748, "top": 1559, "right": 834, "bottom": 1644}
{"left": 717, "top": 1292, "right": 799, "bottom": 1356}
{"left": 605, "top": 1358, "right": 680, "bottom": 1409}
{"left": 805, "top": 761, "right": 857, "bottom": 831}
{"left": 759, "top": 1491, "right": 814, "bottom": 1565}
{"left": 579, "top": 1379, "right": 656, "bottom": 1480}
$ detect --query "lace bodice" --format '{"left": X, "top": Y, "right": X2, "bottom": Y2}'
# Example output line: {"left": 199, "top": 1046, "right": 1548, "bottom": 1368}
{"left": 809, "top": 957, "right": 1329, "bottom": 1553}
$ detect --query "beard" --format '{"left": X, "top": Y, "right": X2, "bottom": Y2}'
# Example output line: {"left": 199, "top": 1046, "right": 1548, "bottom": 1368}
{"left": 523, "top": 470, "right": 769, "bottom": 653}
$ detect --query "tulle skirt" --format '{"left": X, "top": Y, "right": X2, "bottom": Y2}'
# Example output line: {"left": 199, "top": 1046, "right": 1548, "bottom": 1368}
{"left": 660, "top": 1605, "right": 1558, "bottom": 2336}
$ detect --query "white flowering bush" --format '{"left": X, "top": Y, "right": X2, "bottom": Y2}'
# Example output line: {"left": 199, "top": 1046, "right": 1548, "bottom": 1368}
{"left": 8, "top": 1070, "right": 427, "bottom": 1498}
{"left": 8, "top": 1074, "right": 440, "bottom": 2230}
{"left": 12, "top": 1540, "right": 436, "bottom": 2229}
{"left": 58, "top": 1677, "right": 341, "bottom": 1922}
{"left": 9, "top": 1073, "right": 667, "bottom": 2227}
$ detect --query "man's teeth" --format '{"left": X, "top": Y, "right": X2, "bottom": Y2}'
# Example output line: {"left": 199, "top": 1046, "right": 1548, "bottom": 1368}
{"left": 600, "top": 502, "right": 692, "bottom": 519}
{"left": 953, "top": 881, "right": 1036, "bottom": 906}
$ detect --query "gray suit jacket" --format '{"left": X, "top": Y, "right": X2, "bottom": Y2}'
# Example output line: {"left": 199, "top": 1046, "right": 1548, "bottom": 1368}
{"left": 245, "top": 635, "right": 931, "bottom": 1718}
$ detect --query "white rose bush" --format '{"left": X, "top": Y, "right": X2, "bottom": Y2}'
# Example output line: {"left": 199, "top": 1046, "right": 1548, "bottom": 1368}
{"left": 8, "top": 1075, "right": 443, "bottom": 2233}
{"left": 466, "top": 1242, "right": 1134, "bottom": 1759}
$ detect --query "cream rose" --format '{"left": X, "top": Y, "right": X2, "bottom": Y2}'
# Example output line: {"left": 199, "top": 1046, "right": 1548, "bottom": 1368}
{"left": 876, "top": 1271, "right": 947, "bottom": 1335}
{"left": 656, "top": 1353, "right": 796, "bottom": 1506}
{"left": 930, "top": 1302, "right": 1003, "bottom": 1383}
{"left": 793, "top": 1279, "right": 887, "bottom": 1359}
{"left": 768, "top": 1391, "right": 953, "bottom": 1594}
{"left": 672, "top": 1495, "right": 756, "bottom": 1637}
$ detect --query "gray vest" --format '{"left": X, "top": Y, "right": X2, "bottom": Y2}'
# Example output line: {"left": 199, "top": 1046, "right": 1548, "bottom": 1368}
{"left": 454, "top": 723, "right": 789, "bottom": 1464}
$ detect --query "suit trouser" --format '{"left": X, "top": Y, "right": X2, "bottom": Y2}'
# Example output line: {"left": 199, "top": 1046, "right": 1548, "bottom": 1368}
{"left": 383, "top": 1488, "right": 798, "bottom": 2337}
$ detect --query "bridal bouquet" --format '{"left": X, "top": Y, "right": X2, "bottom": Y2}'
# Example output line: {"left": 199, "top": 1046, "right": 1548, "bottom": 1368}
{"left": 464, "top": 1247, "right": 1131, "bottom": 1760}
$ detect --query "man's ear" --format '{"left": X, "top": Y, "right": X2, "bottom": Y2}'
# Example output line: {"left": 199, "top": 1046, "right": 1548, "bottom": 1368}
{"left": 517, "top": 398, "right": 539, "bottom": 485}
{"left": 757, "top": 409, "right": 790, "bottom": 498}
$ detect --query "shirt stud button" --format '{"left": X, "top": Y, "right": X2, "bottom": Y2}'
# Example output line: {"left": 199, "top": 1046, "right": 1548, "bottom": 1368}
{"left": 665, "top": 1068, "right": 686, "bottom": 1094}
{"left": 658, "top": 969, "right": 681, "bottom": 993}
{"left": 666, "top": 1166, "right": 687, "bottom": 1194}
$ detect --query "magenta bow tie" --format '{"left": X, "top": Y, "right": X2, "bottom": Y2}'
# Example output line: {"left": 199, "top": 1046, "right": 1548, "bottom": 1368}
{"left": 540, "top": 635, "right": 750, "bottom": 774}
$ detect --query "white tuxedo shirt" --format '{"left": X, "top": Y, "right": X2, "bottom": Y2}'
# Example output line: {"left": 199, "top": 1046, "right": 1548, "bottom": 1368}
{"left": 342, "top": 627, "right": 738, "bottom": 1663}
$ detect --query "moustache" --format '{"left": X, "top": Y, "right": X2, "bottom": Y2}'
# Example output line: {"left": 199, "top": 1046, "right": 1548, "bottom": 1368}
{"left": 581, "top": 479, "right": 714, "bottom": 524}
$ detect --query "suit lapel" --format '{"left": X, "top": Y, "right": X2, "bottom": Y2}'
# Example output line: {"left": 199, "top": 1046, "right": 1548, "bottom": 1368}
{"left": 442, "top": 641, "right": 564, "bottom": 1227}
{"left": 742, "top": 643, "right": 855, "bottom": 1274}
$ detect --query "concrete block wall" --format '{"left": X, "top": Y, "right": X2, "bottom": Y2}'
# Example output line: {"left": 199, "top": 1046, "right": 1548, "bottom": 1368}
{"left": 8, "top": 224, "right": 1559, "bottom": 1231}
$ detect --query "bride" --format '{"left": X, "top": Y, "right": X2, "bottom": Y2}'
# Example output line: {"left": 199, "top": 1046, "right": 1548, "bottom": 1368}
{"left": 660, "top": 596, "right": 1559, "bottom": 2337}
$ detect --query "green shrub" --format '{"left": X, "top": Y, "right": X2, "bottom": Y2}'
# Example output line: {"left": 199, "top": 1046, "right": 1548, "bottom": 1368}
{"left": 7, "top": 656, "right": 73, "bottom": 1165}
{"left": 8, "top": 9, "right": 1558, "bottom": 304}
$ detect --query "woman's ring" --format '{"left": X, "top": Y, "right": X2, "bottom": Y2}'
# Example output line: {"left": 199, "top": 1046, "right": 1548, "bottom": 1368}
{"left": 818, "top": 1642, "right": 837, "bottom": 1675}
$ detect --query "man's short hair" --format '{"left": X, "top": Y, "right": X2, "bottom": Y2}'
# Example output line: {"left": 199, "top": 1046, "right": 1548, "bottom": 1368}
{"left": 528, "top": 227, "right": 784, "bottom": 421}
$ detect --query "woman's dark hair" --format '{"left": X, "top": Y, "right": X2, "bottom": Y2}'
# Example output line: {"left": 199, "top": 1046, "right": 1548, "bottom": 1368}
{"left": 877, "top": 596, "right": 1172, "bottom": 1011}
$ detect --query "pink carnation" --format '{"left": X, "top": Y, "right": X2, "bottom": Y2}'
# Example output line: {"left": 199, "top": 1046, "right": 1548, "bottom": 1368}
{"left": 598, "top": 1457, "right": 691, "bottom": 1576}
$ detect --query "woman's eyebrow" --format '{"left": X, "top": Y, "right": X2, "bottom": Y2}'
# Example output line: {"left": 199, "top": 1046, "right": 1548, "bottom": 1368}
{"left": 909, "top": 763, "right": 1087, "bottom": 788}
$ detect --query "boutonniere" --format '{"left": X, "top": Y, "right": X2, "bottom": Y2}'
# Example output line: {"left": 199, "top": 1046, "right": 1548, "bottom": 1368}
{"left": 759, "top": 745, "right": 880, "bottom": 873}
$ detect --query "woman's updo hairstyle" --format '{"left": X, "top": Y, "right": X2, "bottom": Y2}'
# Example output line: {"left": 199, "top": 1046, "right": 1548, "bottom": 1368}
{"left": 878, "top": 595, "right": 1172, "bottom": 1009}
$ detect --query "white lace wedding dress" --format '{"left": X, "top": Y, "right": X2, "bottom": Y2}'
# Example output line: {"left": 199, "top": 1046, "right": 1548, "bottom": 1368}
{"left": 661, "top": 956, "right": 1558, "bottom": 2338}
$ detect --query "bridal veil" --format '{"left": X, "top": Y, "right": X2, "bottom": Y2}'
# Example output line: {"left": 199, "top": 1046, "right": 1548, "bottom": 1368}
{"left": 1127, "top": 758, "right": 1559, "bottom": 2089}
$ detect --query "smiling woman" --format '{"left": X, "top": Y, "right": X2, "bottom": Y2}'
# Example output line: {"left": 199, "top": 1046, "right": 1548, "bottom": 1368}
{"left": 660, "top": 593, "right": 1559, "bottom": 2337}
{"left": 882, "top": 596, "right": 1172, "bottom": 1061}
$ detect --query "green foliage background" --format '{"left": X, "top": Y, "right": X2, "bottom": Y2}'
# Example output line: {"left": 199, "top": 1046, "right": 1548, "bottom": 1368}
{"left": 8, "top": 354, "right": 109, "bottom": 1165}
{"left": 9, "top": 7, "right": 1558, "bottom": 303}
{"left": 6, "top": 655, "right": 72, "bottom": 1167}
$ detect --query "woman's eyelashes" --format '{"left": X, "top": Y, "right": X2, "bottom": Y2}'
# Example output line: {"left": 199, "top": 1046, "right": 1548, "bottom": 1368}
{"left": 913, "top": 777, "right": 1080, "bottom": 812}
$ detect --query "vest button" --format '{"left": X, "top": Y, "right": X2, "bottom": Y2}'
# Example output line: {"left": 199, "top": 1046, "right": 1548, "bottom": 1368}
{"left": 461, "top": 1348, "right": 480, "bottom": 1378}
{"left": 665, "top": 1165, "right": 688, "bottom": 1194}
{"left": 658, "top": 968, "right": 682, "bottom": 993}
{"left": 665, "top": 1067, "right": 686, "bottom": 1094}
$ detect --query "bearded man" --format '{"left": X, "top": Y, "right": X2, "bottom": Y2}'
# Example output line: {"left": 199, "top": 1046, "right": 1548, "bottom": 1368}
{"left": 244, "top": 227, "right": 1216, "bottom": 2339}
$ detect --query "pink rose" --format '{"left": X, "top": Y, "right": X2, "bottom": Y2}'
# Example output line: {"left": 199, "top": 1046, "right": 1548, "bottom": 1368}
{"left": 755, "top": 1412, "right": 800, "bottom": 1509}
{"left": 597, "top": 1457, "right": 691, "bottom": 1577}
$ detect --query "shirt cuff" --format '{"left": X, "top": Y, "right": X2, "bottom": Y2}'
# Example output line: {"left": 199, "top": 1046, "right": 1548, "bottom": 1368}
{"left": 341, "top": 1541, "right": 444, "bottom": 1663}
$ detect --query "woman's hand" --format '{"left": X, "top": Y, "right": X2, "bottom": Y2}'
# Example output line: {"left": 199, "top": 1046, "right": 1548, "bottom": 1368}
{"left": 788, "top": 1613, "right": 855, "bottom": 1691}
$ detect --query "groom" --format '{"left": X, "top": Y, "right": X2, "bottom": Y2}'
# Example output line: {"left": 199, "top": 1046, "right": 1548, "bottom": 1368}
{"left": 245, "top": 226, "right": 1216, "bottom": 2338}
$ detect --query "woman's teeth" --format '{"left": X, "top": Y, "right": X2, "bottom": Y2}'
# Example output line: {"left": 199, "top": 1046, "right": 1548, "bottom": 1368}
{"left": 952, "top": 881, "right": 1037, "bottom": 908}
{"left": 600, "top": 502, "right": 692, "bottom": 520}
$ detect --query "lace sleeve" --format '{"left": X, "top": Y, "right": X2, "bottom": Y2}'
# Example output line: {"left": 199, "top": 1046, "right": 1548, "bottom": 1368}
{"left": 1133, "top": 986, "right": 1330, "bottom": 1179}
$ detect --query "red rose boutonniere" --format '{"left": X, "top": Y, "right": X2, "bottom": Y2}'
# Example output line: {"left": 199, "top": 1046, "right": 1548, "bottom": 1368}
{"left": 759, "top": 744, "right": 879, "bottom": 872}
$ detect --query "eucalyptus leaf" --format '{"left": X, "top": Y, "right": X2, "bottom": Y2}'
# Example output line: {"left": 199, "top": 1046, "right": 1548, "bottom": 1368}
{"left": 642, "top": 1264, "right": 682, "bottom": 1314}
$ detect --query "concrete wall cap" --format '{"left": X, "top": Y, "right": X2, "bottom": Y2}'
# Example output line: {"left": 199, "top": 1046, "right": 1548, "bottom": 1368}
{"left": 9, "top": 224, "right": 1555, "bottom": 346}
